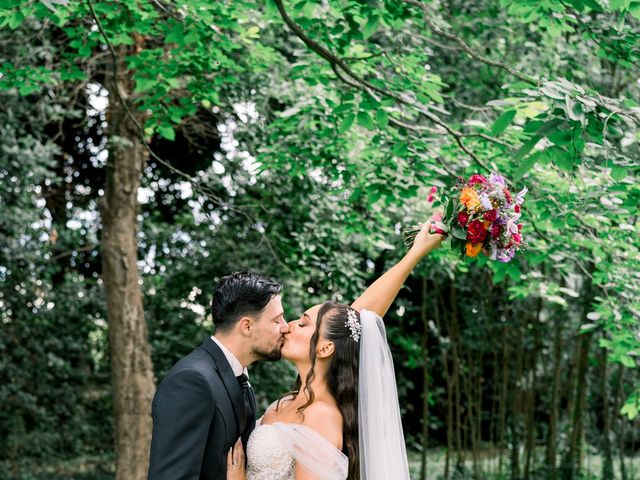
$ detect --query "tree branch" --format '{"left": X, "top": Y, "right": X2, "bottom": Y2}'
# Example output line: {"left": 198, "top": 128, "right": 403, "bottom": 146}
{"left": 272, "top": 0, "right": 494, "bottom": 173}
{"left": 403, "top": 0, "right": 539, "bottom": 86}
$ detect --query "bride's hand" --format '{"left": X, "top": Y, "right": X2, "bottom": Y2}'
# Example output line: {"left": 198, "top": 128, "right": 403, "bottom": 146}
{"left": 409, "top": 222, "right": 445, "bottom": 257}
{"left": 227, "top": 438, "right": 246, "bottom": 480}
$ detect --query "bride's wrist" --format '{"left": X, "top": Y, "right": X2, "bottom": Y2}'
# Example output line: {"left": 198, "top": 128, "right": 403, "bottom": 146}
{"left": 406, "top": 245, "right": 431, "bottom": 264}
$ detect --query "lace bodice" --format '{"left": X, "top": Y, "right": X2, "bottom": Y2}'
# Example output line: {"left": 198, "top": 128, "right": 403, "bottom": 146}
{"left": 246, "top": 422, "right": 295, "bottom": 480}
{"left": 245, "top": 418, "right": 348, "bottom": 480}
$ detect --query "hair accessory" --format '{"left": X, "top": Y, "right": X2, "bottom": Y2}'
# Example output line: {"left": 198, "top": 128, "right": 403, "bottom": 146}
{"left": 345, "top": 308, "right": 361, "bottom": 342}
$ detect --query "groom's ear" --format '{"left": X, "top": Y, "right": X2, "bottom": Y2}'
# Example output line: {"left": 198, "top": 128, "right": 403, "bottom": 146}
{"left": 316, "top": 341, "right": 335, "bottom": 358}
{"left": 238, "top": 316, "right": 253, "bottom": 336}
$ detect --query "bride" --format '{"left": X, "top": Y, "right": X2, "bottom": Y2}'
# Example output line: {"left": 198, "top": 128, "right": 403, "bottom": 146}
{"left": 227, "top": 224, "right": 443, "bottom": 479}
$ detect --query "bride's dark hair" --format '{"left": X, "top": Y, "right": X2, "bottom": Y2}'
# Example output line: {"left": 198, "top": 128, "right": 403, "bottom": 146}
{"left": 281, "top": 301, "right": 361, "bottom": 479}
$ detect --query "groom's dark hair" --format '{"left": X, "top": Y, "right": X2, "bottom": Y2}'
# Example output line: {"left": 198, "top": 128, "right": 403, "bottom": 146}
{"left": 211, "top": 271, "right": 282, "bottom": 333}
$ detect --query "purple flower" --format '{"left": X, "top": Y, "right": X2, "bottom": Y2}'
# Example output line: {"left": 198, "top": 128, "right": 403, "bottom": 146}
{"left": 496, "top": 247, "right": 516, "bottom": 263}
{"left": 489, "top": 242, "right": 498, "bottom": 260}
{"left": 479, "top": 194, "right": 492, "bottom": 210}
{"left": 489, "top": 172, "right": 506, "bottom": 186}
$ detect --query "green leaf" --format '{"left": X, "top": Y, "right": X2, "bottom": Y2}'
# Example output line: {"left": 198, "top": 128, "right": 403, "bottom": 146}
{"left": 513, "top": 136, "right": 540, "bottom": 163}
{"left": 157, "top": 124, "right": 175, "bottom": 141}
{"left": 534, "top": 118, "right": 564, "bottom": 136}
{"left": 491, "top": 110, "right": 516, "bottom": 136}
{"left": 134, "top": 77, "right": 157, "bottom": 93}
{"left": 611, "top": 166, "right": 627, "bottom": 181}
{"left": 552, "top": 147, "right": 574, "bottom": 171}
{"left": 621, "top": 401, "right": 638, "bottom": 420}
{"left": 363, "top": 15, "right": 380, "bottom": 39}
{"left": 357, "top": 111, "right": 374, "bottom": 130}
{"left": 338, "top": 113, "right": 355, "bottom": 133}
{"left": 609, "top": 0, "right": 631, "bottom": 10}
{"left": 451, "top": 226, "right": 467, "bottom": 240}
{"left": 444, "top": 198, "right": 454, "bottom": 221}
{"left": 7, "top": 10, "right": 24, "bottom": 29}
{"left": 375, "top": 109, "right": 389, "bottom": 128}
{"left": 630, "top": 2, "right": 640, "bottom": 19}
{"left": 166, "top": 24, "right": 184, "bottom": 44}
{"left": 392, "top": 142, "right": 408, "bottom": 156}
{"left": 514, "top": 151, "right": 542, "bottom": 180}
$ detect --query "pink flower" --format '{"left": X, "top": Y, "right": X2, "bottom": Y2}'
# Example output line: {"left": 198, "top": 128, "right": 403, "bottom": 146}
{"left": 514, "top": 204, "right": 521, "bottom": 214}
{"left": 483, "top": 209, "right": 498, "bottom": 222}
{"left": 458, "top": 211, "right": 470, "bottom": 227}
{"left": 468, "top": 174, "right": 488, "bottom": 185}
{"left": 517, "top": 224, "right": 523, "bottom": 231}
{"left": 503, "top": 187, "right": 512, "bottom": 204}
{"left": 427, "top": 186, "right": 438, "bottom": 203}
{"left": 431, "top": 211, "right": 443, "bottom": 222}
{"left": 513, "top": 233, "right": 522, "bottom": 244}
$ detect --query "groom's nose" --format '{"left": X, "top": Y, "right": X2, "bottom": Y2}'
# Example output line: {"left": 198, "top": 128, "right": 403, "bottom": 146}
{"left": 278, "top": 318, "right": 289, "bottom": 334}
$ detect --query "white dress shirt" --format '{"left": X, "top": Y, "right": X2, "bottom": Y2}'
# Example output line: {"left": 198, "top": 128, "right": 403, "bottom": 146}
{"left": 211, "top": 335, "right": 249, "bottom": 378}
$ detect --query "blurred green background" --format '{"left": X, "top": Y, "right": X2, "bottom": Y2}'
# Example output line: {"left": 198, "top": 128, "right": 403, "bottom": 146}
{"left": 1, "top": 0, "right": 639, "bottom": 478}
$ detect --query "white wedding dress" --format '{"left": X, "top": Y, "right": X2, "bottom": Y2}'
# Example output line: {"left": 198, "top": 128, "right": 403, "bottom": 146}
{"left": 246, "top": 416, "right": 348, "bottom": 480}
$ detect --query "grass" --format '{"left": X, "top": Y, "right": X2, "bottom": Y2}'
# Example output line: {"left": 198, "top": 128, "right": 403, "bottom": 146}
{"left": 2, "top": 447, "right": 638, "bottom": 479}
{"left": 0, "top": 454, "right": 115, "bottom": 480}
{"left": 407, "top": 447, "right": 640, "bottom": 479}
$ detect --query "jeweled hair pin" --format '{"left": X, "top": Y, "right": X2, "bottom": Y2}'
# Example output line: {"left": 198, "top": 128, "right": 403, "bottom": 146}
{"left": 345, "top": 308, "right": 361, "bottom": 342}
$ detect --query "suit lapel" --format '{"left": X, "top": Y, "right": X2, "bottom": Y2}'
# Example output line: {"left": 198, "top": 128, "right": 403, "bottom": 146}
{"left": 198, "top": 338, "right": 246, "bottom": 436}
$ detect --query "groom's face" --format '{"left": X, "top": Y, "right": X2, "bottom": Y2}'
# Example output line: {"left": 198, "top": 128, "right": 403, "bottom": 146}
{"left": 249, "top": 294, "right": 287, "bottom": 361}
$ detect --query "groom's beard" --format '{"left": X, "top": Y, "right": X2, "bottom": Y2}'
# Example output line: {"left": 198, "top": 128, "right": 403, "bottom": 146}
{"left": 252, "top": 338, "right": 284, "bottom": 361}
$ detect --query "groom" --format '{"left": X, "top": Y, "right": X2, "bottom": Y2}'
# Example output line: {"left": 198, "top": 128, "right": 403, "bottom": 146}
{"left": 147, "top": 272, "right": 288, "bottom": 480}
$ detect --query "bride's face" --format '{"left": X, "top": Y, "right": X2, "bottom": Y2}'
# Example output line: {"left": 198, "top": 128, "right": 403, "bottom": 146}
{"left": 281, "top": 304, "right": 323, "bottom": 363}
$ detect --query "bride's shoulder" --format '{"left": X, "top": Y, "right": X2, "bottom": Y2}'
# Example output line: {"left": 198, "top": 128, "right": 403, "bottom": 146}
{"left": 301, "top": 401, "right": 343, "bottom": 450}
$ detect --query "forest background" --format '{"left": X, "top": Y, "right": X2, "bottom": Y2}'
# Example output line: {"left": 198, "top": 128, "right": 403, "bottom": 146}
{"left": 0, "top": 0, "right": 639, "bottom": 479}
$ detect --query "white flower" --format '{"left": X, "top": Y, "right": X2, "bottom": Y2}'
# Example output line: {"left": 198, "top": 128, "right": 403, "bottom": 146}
{"left": 516, "top": 186, "right": 528, "bottom": 205}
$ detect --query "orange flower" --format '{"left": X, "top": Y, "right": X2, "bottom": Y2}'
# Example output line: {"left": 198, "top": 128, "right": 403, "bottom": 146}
{"left": 460, "top": 187, "right": 480, "bottom": 211}
{"left": 466, "top": 242, "right": 483, "bottom": 257}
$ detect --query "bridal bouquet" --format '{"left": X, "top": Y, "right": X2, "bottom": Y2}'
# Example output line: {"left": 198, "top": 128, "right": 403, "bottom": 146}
{"left": 403, "top": 173, "right": 527, "bottom": 262}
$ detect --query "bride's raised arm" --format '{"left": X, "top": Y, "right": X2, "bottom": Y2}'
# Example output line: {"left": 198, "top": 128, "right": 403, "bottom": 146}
{"left": 351, "top": 223, "right": 444, "bottom": 317}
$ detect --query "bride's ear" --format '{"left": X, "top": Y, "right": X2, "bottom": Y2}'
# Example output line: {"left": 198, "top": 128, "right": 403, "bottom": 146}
{"left": 316, "top": 340, "right": 335, "bottom": 358}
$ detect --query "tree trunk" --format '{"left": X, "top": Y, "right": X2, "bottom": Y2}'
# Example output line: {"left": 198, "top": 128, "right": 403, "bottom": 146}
{"left": 560, "top": 271, "right": 595, "bottom": 479}
{"left": 449, "top": 286, "right": 464, "bottom": 472}
{"left": 509, "top": 322, "right": 523, "bottom": 480}
{"left": 524, "top": 350, "right": 537, "bottom": 480}
{"left": 599, "top": 343, "right": 614, "bottom": 480}
{"left": 101, "top": 44, "right": 156, "bottom": 480}
{"left": 560, "top": 329, "right": 593, "bottom": 479}
{"left": 437, "top": 288, "right": 452, "bottom": 479}
{"left": 616, "top": 365, "right": 628, "bottom": 480}
{"left": 497, "top": 324, "right": 509, "bottom": 475}
{"left": 524, "top": 299, "right": 542, "bottom": 480}
{"left": 464, "top": 349, "right": 479, "bottom": 479}
{"left": 546, "top": 308, "right": 563, "bottom": 479}
{"left": 420, "top": 277, "right": 430, "bottom": 480}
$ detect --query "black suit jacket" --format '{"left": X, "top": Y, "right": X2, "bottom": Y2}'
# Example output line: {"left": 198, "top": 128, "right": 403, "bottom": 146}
{"left": 147, "top": 338, "right": 256, "bottom": 480}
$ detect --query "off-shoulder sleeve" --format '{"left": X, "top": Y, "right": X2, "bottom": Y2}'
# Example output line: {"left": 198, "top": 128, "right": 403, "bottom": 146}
{"left": 272, "top": 422, "right": 348, "bottom": 480}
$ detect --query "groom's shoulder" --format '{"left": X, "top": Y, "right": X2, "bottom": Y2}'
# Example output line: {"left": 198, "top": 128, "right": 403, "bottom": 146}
{"left": 163, "top": 342, "right": 218, "bottom": 382}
